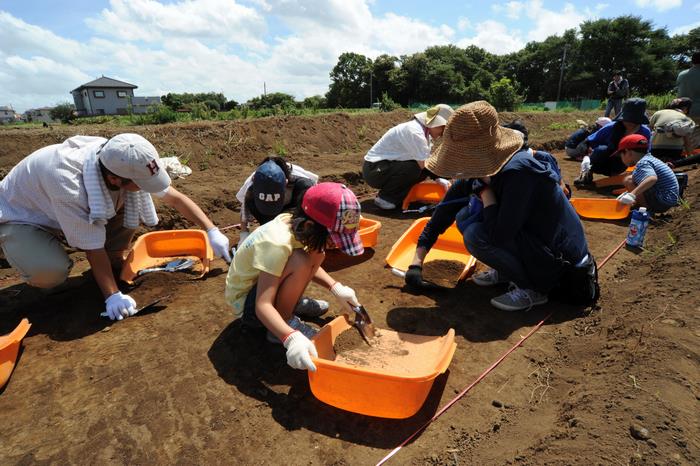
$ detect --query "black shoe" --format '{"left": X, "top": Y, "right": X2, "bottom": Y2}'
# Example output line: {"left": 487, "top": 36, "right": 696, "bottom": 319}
{"left": 573, "top": 169, "right": 593, "bottom": 187}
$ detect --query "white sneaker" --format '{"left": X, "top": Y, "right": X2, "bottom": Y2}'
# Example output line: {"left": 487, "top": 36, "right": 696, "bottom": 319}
{"left": 472, "top": 268, "right": 508, "bottom": 286}
{"left": 490, "top": 286, "right": 548, "bottom": 312}
{"left": 373, "top": 196, "right": 396, "bottom": 210}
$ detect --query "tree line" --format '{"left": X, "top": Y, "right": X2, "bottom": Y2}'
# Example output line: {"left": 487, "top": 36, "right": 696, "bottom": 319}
{"left": 155, "top": 16, "right": 697, "bottom": 114}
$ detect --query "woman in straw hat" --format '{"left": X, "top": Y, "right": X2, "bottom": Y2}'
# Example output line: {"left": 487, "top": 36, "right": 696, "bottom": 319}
{"left": 362, "top": 104, "right": 453, "bottom": 210}
{"left": 425, "top": 101, "right": 596, "bottom": 311}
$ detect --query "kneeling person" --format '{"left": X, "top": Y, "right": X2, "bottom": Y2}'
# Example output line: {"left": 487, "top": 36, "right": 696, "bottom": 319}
{"left": 225, "top": 183, "right": 365, "bottom": 371}
{"left": 0, "top": 134, "right": 232, "bottom": 320}
{"left": 615, "top": 134, "right": 680, "bottom": 213}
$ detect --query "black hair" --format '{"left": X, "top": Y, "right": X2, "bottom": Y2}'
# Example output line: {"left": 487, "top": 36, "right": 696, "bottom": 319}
{"left": 258, "top": 155, "right": 292, "bottom": 180}
{"left": 692, "top": 52, "right": 700, "bottom": 65}
{"left": 290, "top": 205, "right": 329, "bottom": 253}
{"left": 612, "top": 70, "right": 622, "bottom": 76}
{"left": 98, "top": 159, "right": 132, "bottom": 184}
{"left": 502, "top": 119, "right": 529, "bottom": 150}
{"left": 669, "top": 97, "right": 692, "bottom": 112}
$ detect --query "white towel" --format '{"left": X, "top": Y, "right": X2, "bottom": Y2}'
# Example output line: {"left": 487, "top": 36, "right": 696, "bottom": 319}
{"left": 83, "top": 151, "right": 158, "bottom": 229}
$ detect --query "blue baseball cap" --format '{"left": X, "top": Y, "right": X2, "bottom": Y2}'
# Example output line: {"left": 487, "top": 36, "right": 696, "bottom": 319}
{"left": 251, "top": 160, "right": 287, "bottom": 216}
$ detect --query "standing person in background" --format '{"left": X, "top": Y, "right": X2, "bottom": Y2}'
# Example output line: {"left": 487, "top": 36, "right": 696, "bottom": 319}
{"left": 677, "top": 51, "right": 700, "bottom": 149}
{"left": 605, "top": 71, "right": 629, "bottom": 118}
{"left": 649, "top": 98, "right": 695, "bottom": 162}
{"left": 236, "top": 157, "right": 318, "bottom": 245}
{"left": 362, "top": 104, "right": 453, "bottom": 210}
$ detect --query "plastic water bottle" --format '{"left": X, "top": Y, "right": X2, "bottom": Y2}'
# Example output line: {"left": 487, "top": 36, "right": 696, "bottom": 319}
{"left": 626, "top": 207, "right": 650, "bottom": 248}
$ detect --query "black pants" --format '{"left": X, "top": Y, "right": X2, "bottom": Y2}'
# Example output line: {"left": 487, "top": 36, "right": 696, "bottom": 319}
{"left": 591, "top": 145, "right": 627, "bottom": 176}
{"left": 651, "top": 147, "right": 683, "bottom": 162}
{"left": 362, "top": 159, "right": 424, "bottom": 205}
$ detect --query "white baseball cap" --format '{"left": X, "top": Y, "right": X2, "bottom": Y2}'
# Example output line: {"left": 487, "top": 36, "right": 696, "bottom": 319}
{"left": 98, "top": 133, "right": 171, "bottom": 193}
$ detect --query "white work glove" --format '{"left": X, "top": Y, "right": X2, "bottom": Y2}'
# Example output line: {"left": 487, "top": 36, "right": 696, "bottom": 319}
{"left": 616, "top": 192, "right": 636, "bottom": 205}
{"left": 580, "top": 156, "right": 592, "bottom": 172}
{"left": 207, "top": 227, "right": 232, "bottom": 263}
{"left": 238, "top": 230, "right": 250, "bottom": 246}
{"left": 435, "top": 178, "right": 451, "bottom": 189}
{"left": 330, "top": 282, "right": 360, "bottom": 314}
{"left": 283, "top": 331, "right": 318, "bottom": 371}
{"left": 104, "top": 292, "right": 137, "bottom": 321}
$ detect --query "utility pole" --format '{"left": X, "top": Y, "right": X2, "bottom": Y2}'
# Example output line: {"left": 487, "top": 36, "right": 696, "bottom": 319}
{"left": 369, "top": 69, "right": 373, "bottom": 108}
{"left": 263, "top": 82, "right": 267, "bottom": 97}
{"left": 556, "top": 44, "right": 569, "bottom": 102}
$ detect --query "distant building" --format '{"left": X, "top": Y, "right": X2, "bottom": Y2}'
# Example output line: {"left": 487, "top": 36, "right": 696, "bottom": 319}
{"left": 70, "top": 76, "right": 161, "bottom": 116}
{"left": 24, "top": 107, "right": 56, "bottom": 124}
{"left": 0, "top": 105, "right": 19, "bottom": 124}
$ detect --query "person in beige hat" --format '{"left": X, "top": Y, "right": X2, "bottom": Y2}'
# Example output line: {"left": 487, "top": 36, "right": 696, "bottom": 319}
{"left": 362, "top": 103, "right": 453, "bottom": 210}
{"left": 0, "top": 134, "right": 232, "bottom": 321}
{"left": 425, "top": 101, "right": 596, "bottom": 311}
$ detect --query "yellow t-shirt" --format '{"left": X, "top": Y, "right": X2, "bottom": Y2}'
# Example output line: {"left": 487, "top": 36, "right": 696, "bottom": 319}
{"left": 225, "top": 213, "right": 303, "bottom": 317}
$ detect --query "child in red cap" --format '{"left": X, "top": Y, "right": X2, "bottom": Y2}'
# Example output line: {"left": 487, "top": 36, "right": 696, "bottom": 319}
{"left": 616, "top": 134, "right": 680, "bottom": 212}
{"left": 225, "top": 182, "right": 365, "bottom": 372}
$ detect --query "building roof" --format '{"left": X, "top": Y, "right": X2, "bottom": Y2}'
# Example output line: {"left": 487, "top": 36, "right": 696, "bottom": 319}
{"left": 0, "top": 106, "right": 14, "bottom": 111}
{"left": 71, "top": 76, "right": 137, "bottom": 92}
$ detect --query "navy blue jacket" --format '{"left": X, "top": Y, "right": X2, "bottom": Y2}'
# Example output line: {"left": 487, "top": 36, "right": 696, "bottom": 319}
{"left": 565, "top": 127, "right": 591, "bottom": 149}
{"left": 483, "top": 150, "right": 589, "bottom": 290}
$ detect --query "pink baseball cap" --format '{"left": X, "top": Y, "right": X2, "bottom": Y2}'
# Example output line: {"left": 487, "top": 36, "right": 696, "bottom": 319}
{"left": 301, "top": 182, "right": 364, "bottom": 256}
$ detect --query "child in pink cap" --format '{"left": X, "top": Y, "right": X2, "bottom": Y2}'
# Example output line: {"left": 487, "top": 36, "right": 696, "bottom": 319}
{"left": 225, "top": 182, "right": 365, "bottom": 372}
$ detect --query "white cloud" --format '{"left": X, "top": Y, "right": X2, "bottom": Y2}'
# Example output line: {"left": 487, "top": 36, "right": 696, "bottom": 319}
{"left": 672, "top": 21, "right": 700, "bottom": 35}
{"left": 457, "top": 20, "right": 524, "bottom": 54}
{"left": 457, "top": 16, "right": 471, "bottom": 31}
{"left": 491, "top": 1, "right": 524, "bottom": 20}
{"left": 0, "top": 1, "right": 459, "bottom": 111}
{"left": 523, "top": 1, "right": 584, "bottom": 42}
{"left": 86, "top": 0, "right": 268, "bottom": 51}
{"left": 634, "top": 0, "right": 682, "bottom": 12}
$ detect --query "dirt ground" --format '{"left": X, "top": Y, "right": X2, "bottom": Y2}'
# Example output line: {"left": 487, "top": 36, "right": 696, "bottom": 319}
{"left": 0, "top": 111, "right": 698, "bottom": 465}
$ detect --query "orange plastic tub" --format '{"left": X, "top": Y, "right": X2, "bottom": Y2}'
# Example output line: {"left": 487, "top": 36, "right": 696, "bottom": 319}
{"left": 0, "top": 319, "right": 31, "bottom": 389}
{"left": 594, "top": 166, "right": 634, "bottom": 188}
{"left": 327, "top": 216, "right": 382, "bottom": 250}
{"left": 385, "top": 217, "right": 477, "bottom": 281}
{"left": 120, "top": 229, "right": 213, "bottom": 283}
{"left": 402, "top": 181, "right": 449, "bottom": 210}
{"left": 570, "top": 198, "right": 631, "bottom": 220}
{"left": 309, "top": 316, "right": 456, "bottom": 418}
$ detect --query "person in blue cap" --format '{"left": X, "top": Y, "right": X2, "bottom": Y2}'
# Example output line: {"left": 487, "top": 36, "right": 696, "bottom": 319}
{"left": 236, "top": 157, "right": 317, "bottom": 244}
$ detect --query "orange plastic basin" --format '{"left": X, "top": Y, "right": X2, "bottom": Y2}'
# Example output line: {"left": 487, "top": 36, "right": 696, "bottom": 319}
{"left": 570, "top": 198, "right": 631, "bottom": 220}
{"left": 594, "top": 166, "right": 634, "bottom": 188}
{"left": 309, "top": 316, "right": 456, "bottom": 418}
{"left": 402, "top": 181, "right": 449, "bottom": 210}
{"left": 119, "top": 229, "right": 213, "bottom": 283}
{"left": 0, "top": 319, "right": 31, "bottom": 389}
{"left": 385, "top": 217, "right": 477, "bottom": 281}
{"left": 327, "top": 216, "right": 382, "bottom": 250}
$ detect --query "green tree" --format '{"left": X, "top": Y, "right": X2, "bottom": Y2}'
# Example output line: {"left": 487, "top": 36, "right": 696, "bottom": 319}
{"left": 489, "top": 78, "right": 524, "bottom": 111}
{"left": 302, "top": 95, "right": 327, "bottom": 109}
{"left": 50, "top": 103, "right": 75, "bottom": 123}
{"left": 371, "top": 54, "right": 398, "bottom": 104}
{"left": 245, "top": 92, "right": 296, "bottom": 109}
{"left": 326, "top": 52, "right": 373, "bottom": 107}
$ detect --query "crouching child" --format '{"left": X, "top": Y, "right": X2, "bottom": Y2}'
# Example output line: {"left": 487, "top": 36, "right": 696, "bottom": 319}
{"left": 225, "top": 182, "right": 365, "bottom": 371}
{"left": 615, "top": 134, "right": 680, "bottom": 213}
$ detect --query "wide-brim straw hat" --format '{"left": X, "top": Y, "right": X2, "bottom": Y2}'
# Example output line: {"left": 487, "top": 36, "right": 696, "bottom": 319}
{"left": 425, "top": 101, "right": 523, "bottom": 179}
{"left": 414, "top": 104, "right": 454, "bottom": 128}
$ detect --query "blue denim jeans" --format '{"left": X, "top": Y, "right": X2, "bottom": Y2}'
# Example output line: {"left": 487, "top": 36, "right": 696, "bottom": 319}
{"left": 463, "top": 222, "right": 534, "bottom": 290}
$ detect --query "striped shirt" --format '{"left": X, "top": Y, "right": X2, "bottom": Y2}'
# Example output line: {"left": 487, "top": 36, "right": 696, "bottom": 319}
{"left": 632, "top": 154, "right": 679, "bottom": 208}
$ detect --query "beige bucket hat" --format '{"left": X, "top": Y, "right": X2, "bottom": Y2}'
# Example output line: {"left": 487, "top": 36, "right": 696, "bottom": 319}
{"left": 414, "top": 104, "right": 454, "bottom": 128}
{"left": 425, "top": 101, "right": 523, "bottom": 179}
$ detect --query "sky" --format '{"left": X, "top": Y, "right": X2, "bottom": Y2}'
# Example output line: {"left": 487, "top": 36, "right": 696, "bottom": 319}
{"left": 1, "top": 0, "right": 698, "bottom": 112}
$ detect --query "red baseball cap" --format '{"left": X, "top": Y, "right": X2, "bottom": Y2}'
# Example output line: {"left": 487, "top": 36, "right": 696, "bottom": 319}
{"left": 301, "top": 182, "right": 364, "bottom": 256}
{"left": 612, "top": 134, "right": 649, "bottom": 156}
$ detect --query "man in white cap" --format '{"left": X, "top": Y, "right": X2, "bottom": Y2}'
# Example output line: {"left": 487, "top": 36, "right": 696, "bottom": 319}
{"left": 0, "top": 133, "right": 232, "bottom": 320}
{"left": 362, "top": 103, "right": 453, "bottom": 210}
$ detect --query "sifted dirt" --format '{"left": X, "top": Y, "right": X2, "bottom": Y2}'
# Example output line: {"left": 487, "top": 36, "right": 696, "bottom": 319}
{"left": 333, "top": 325, "right": 369, "bottom": 354}
{"left": 422, "top": 259, "right": 466, "bottom": 288}
{"left": 0, "top": 111, "right": 698, "bottom": 465}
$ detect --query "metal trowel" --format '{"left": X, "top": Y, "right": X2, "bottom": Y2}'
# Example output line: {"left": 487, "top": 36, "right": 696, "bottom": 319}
{"left": 352, "top": 305, "right": 376, "bottom": 345}
{"left": 137, "top": 258, "right": 195, "bottom": 276}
